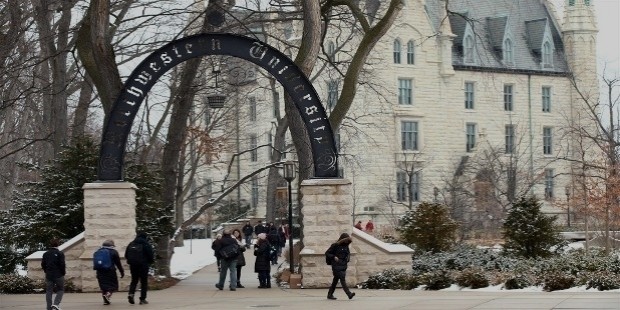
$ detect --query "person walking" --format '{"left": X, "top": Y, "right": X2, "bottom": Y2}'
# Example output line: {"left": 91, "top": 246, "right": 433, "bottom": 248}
{"left": 254, "top": 220, "right": 265, "bottom": 236}
{"left": 125, "top": 232, "right": 154, "bottom": 305}
{"left": 212, "top": 229, "right": 240, "bottom": 291}
{"left": 212, "top": 233, "right": 223, "bottom": 272}
{"left": 232, "top": 229, "right": 247, "bottom": 288}
{"left": 95, "top": 240, "right": 124, "bottom": 305}
{"left": 325, "top": 233, "right": 355, "bottom": 300}
{"left": 42, "top": 238, "right": 65, "bottom": 310}
{"left": 267, "top": 226, "right": 280, "bottom": 265}
{"left": 242, "top": 221, "right": 254, "bottom": 248}
{"left": 254, "top": 233, "right": 272, "bottom": 288}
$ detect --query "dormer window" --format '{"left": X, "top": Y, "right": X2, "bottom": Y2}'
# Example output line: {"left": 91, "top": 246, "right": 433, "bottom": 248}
{"left": 503, "top": 38, "right": 514, "bottom": 65}
{"left": 542, "top": 41, "right": 553, "bottom": 67}
{"left": 393, "top": 39, "right": 402, "bottom": 64}
{"left": 464, "top": 35, "right": 474, "bottom": 64}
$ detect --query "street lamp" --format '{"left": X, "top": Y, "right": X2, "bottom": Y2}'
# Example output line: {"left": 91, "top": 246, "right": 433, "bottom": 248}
{"left": 565, "top": 185, "right": 571, "bottom": 227}
{"left": 283, "top": 161, "right": 296, "bottom": 274}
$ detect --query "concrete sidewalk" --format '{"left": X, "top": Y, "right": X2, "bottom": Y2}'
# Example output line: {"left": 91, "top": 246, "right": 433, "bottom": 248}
{"left": 2, "top": 250, "right": 620, "bottom": 310}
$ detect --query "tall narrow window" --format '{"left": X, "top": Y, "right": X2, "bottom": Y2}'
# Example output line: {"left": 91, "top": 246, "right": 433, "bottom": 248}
{"left": 504, "top": 84, "right": 513, "bottom": 111}
{"left": 544, "top": 169, "right": 554, "bottom": 200}
{"left": 465, "top": 82, "right": 475, "bottom": 109}
{"left": 249, "top": 96, "right": 257, "bottom": 121}
{"left": 335, "top": 129, "right": 341, "bottom": 153}
{"left": 401, "top": 121, "right": 419, "bottom": 151}
{"left": 250, "top": 134, "right": 257, "bottom": 162}
{"left": 273, "top": 92, "right": 279, "bottom": 118}
{"left": 407, "top": 40, "right": 415, "bottom": 64}
{"left": 542, "top": 87, "right": 551, "bottom": 112}
{"left": 251, "top": 177, "right": 259, "bottom": 207}
{"left": 205, "top": 106, "right": 211, "bottom": 126}
{"left": 393, "top": 39, "right": 401, "bottom": 64}
{"left": 503, "top": 38, "right": 514, "bottom": 64}
{"left": 327, "top": 80, "right": 339, "bottom": 110}
{"left": 466, "top": 123, "right": 476, "bottom": 152}
{"left": 396, "top": 172, "right": 407, "bottom": 201}
{"left": 464, "top": 35, "right": 474, "bottom": 63}
{"left": 204, "top": 178, "right": 213, "bottom": 198}
{"left": 542, "top": 41, "right": 553, "bottom": 67}
{"left": 505, "top": 125, "right": 515, "bottom": 154}
{"left": 543, "top": 127, "right": 553, "bottom": 155}
{"left": 328, "top": 41, "right": 336, "bottom": 60}
{"left": 410, "top": 172, "right": 421, "bottom": 202}
{"left": 398, "top": 79, "right": 413, "bottom": 105}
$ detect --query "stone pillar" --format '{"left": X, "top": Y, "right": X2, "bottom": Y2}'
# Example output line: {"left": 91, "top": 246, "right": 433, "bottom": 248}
{"left": 299, "top": 178, "right": 354, "bottom": 288}
{"left": 80, "top": 182, "right": 137, "bottom": 292}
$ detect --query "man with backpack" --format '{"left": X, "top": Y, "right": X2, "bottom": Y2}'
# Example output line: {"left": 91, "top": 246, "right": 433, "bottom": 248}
{"left": 212, "top": 229, "right": 240, "bottom": 291}
{"left": 42, "top": 238, "right": 65, "bottom": 310}
{"left": 125, "top": 232, "right": 154, "bottom": 305}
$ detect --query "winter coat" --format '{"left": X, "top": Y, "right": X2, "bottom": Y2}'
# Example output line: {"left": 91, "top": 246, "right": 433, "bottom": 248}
{"left": 125, "top": 235, "right": 155, "bottom": 266}
{"left": 41, "top": 247, "right": 66, "bottom": 280}
{"left": 235, "top": 239, "right": 247, "bottom": 266}
{"left": 242, "top": 224, "right": 254, "bottom": 237}
{"left": 96, "top": 247, "right": 125, "bottom": 292}
{"left": 325, "top": 233, "right": 352, "bottom": 272}
{"left": 267, "top": 228, "right": 280, "bottom": 246}
{"left": 212, "top": 234, "right": 239, "bottom": 261}
{"left": 254, "top": 239, "right": 271, "bottom": 272}
{"left": 254, "top": 224, "right": 265, "bottom": 235}
{"left": 278, "top": 228, "right": 287, "bottom": 247}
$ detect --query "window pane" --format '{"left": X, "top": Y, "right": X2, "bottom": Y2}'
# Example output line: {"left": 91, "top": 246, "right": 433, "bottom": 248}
{"left": 464, "top": 35, "right": 474, "bottom": 63}
{"left": 396, "top": 172, "right": 406, "bottom": 201}
{"left": 398, "top": 79, "right": 412, "bottom": 105}
{"left": 410, "top": 172, "right": 420, "bottom": 202}
{"left": 327, "top": 80, "right": 339, "bottom": 110}
{"left": 249, "top": 97, "right": 257, "bottom": 121}
{"left": 407, "top": 40, "right": 415, "bottom": 64}
{"left": 544, "top": 169, "right": 554, "bottom": 200}
{"left": 505, "top": 125, "right": 515, "bottom": 153}
{"left": 504, "top": 85, "right": 513, "bottom": 111}
{"left": 401, "top": 121, "right": 418, "bottom": 150}
{"left": 393, "top": 40, "right": 401, "bottom": 64}
{"left": 542, "top": 87, "right": 551, "bottom": 112}
{"left": 250, "top": 134, "right": 257, "bottom": 161}
{"left": 466, "top": 123, "right": 476, "bottom": 152}
{"left": 465, "top": 82, "right": 474, "bottom": 109}
{"left": 543, "top": 127, "right": 552, "bottom": 154}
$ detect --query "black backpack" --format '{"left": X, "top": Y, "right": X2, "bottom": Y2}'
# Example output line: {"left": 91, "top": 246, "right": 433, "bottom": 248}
{"left": 325, "top": 244, "right": 334, "bottom": 265}
{"left": 219, "top": 243, "right": 240, "bottom": 259}
{"left": 126, "top": 241, "right": 145, "bottom": 265}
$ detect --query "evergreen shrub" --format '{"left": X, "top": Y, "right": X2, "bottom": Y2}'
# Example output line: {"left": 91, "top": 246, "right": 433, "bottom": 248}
{"left": 398, "top": 202, "right": 458, "bottom": 253}
{"left": 359, "top": 268, "right": 418, "bottom": 290}
{"left": 0, "top": 274, "right": 35, "bottom": 294}
{"left": 455, "top": 267, "right": 489, "bottom": 289}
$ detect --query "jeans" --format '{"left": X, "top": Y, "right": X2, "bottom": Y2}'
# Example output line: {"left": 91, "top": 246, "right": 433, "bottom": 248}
{"left": 244, "top": 235, "right": 252, "bottom": 247}
{"left": 45, "top": 276, "right": 64, "bottom": 310}
{"left": 128, "top": 264, "right": 149, "bottom": 301}
{"left": 328, "top": 270, "right": 351, "bottom": 296}
{"left": 218, "top": 259, "right": 237, "bottom": 289}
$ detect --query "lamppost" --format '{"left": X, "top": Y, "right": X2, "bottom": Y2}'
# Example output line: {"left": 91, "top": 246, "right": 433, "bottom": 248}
{"left": 565, "top": 185, "right": 571, "bottom": 227}
{"left": 283, "top": 161, "right": 296, "bottom": 274}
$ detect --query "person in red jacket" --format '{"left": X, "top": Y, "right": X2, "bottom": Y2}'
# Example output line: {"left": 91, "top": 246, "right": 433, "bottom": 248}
{"left": 365, "top": 219, "right": 374, "bottom": 233}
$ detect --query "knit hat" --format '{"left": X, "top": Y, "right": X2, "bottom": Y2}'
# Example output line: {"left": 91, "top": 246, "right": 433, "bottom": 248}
{"left": 257, "top": 233, "right": 267, "bottom": 240}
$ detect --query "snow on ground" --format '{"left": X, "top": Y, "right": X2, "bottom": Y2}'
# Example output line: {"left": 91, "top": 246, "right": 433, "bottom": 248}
{"left": 170, "top": 239, "right": 216, "bottom": 279}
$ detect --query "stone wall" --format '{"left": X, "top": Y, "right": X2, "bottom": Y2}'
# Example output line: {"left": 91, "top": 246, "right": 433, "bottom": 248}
{"left": 27, "top": 182, "right": 138, "bottom": 292}
{"left": 299, "top": 179, "right": 413, "bottom": 288}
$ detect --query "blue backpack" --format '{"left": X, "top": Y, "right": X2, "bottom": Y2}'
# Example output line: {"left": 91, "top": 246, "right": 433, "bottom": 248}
{"left": 93, "top": 247, "right": 113, "bottom": 270}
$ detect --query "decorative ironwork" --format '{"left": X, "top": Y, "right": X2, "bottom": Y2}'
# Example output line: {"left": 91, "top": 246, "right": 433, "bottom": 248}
{"left": 98, "top": 33, "right": 338, "bottom": 181}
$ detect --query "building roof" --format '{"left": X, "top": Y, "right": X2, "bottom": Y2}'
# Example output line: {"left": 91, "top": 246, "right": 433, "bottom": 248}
{"left": 425, "top": 0, "right": 568, "bottom": 73}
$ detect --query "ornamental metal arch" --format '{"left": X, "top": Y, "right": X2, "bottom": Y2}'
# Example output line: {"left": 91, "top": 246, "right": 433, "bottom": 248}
{"left": 98, "top": 33, "right": 338, "bottom": 181}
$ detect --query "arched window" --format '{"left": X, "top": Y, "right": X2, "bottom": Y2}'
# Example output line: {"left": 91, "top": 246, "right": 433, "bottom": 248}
{"left": 542, "top": 41, "right": 552, "bottom": 67}
{"left": 503, "top": 38, "right": 514, "bottom": 64}
{"left": 464, "top": 35, "right": 474, "bottom": 63}
{"left": 407, "top": 40, "right": 415, "bottom": 64}
{"left": 393, "top": 39, "right": 401, "bottom": 64}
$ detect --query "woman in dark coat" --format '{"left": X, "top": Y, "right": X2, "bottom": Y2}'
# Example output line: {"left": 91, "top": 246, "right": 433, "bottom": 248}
{"left": 325, "top": 233, "right": 355, "bottom": 300}
{"left": 254, "top": 233, "right": 272, "bottom": 288}
{"left": 232, "top": 229, "right": 247, "bottom": 288}
{"left": 96, "top": 240, "right": 124, "bottom": 305}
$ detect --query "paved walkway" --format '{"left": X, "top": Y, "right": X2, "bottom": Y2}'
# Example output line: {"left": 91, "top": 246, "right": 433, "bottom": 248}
{"left": 2, "top": 252, "right": 620, "bottom": 310}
